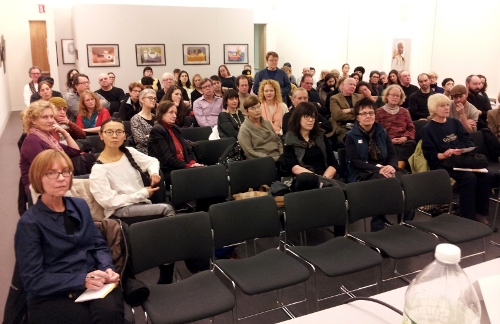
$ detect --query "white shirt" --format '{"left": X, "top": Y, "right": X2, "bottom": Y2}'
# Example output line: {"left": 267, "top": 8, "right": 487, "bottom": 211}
{"left": 89, "top": 147, "right": 160, "bottom": 218}
{"left": 23, "top": 83, "right": 38, "bottom": 107}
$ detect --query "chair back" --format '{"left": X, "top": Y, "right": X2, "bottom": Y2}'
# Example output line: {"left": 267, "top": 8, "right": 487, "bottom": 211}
{"left": 180, "top": 126, "right": 212, "bottom": 142}
{"left": 194, "top": 138, "right": 236, "bottom": 165}
{"left": 209, "top": 195, "right": 280, "bottom": 249}
{"left": 85, "top": 135, "right": 105, "bottom": 153}
{"left": 337, "top": 148, "right": 348, "bottom": 180}
{"left": 170, "top": 164, "right": 228, "bottom": 206}
{"left": 469, "top": 131, "right": 484, "bottom": 148}
{"left": 128, "top": 212, "right": 212, "bottom": 274}
{"left": 400, "top": 169, "right": 452, "bottom": 212}
{"left": 123, "top": 120, "right": 132, "bottom": 137}
{"left": 345, "top": 178, "right": 404, "bottom": 223}
{"left": 284, "top": 187, "right": 347, "bottom": 236}
{"left": 413, "top": 119, "right": 427, "bottom": 143}
{"left": 228, "top": 156, "right": 278, "bottom": 195}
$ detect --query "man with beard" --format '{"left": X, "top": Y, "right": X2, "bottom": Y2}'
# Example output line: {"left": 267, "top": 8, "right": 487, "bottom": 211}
{"left": 466, "top": 75, "right": 491, "bottom": 129}
{"left": 408, "top": 73, "right": 434, "bottom": 120}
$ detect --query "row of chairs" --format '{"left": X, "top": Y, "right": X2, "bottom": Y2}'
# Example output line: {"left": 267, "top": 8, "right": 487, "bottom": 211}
{"left": 126, "top": 170, "right": 493, "bottom": 323}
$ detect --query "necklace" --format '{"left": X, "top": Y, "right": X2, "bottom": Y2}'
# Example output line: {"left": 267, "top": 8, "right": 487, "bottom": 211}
{"left": 229, "top": 111, "right": 243, "bottom": 128}
{"left": 99, "top": 152, "right": 123, "bottom": 163}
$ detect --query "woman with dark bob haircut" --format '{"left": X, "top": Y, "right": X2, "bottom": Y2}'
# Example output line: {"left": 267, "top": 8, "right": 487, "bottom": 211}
{"left": 16, "top": 149, "right": 124, "bottom": 323}
{"left": 162, "top": 85, "right": 191, "bottom": 127}
{"left": 218, "top": 89, "right": 245, "bottom": 139}
{"left": 284, "top": 101, "right": 342, "bottom": 192}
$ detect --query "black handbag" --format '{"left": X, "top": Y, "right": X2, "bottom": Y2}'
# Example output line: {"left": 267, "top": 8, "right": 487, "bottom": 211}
{"left": 441, "top": 152, "right": 489, "bottom": 169}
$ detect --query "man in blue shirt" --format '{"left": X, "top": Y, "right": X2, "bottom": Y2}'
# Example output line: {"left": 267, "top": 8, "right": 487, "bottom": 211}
{"left": 252, "top": 51, "right": 291, "bottom": 103}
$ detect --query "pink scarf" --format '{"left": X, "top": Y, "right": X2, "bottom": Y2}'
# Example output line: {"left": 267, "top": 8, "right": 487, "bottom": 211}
{"left": 28, "top": 127, "right": 63, "bottom": 151}
{"left": 260, "top": 101, "right": 283, "bottom": 134}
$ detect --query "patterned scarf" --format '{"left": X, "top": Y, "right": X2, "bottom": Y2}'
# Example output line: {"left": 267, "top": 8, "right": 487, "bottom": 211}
{"left": 29, "top": 82, "right": 37, "bottom": 94}
{"left": 28, "top": 127, "right": 63, "bottom": 151}
{"left": 359, "top": 125, "right": 383, "bottom": 161}
{"left": 382, "top": 104, "right": 400, "bottom": 115}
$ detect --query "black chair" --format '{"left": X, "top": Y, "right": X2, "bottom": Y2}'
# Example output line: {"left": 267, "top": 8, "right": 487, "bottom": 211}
{"left": 284, "top": 187, "right": 382, "bottom": 310}
{"left": 209, "top": 196, "right": 310, "bottom": 321}
{"left": 123, "top": 120, "right": 132, "bottom": 137}
{"left": 345, "top": 178, "right": 439, "bottom": 282}
{"left": 194, "top": 138, "right": 236, "bottom": 165}
{"left": 413, "top": 119, "right": 427, "bottom": 143}
{"left": 337, "top": 148, "right": 348, "bottom": 180}
{"left": 128, "top": 213, "right": 235, "bottom": 324}
{"left": 170, "top": 164, "right": 228, "bottom": 211}
{"left": 401, "top": 170, "right": 492, "bottom": 260}
{"left": 228, "top": 156, "right": 278, "bottom": 195}
{"left": 77, "top": 135, "right": 105, "bottom": 153}
{"left": 180, "top": 126, "right": 212, "bottom": 142}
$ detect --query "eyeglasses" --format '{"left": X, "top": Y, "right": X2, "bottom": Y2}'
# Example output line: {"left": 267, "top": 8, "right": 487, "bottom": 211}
{"left": 45, "top": 170, "right": 72, "bottom": 179}
{"left": 30, "top": 72, "right": 41, "bottom": 75}
{"left": 388, "top": 93, "right": 401, "bottom": 97}
{"left": 202, "top": 84, "right": 213, "bottom": 89}
{"left": 248, "top": 105, "right": 261, "bottom": 111}
{"left": 145, "top": 96, "right": 157, "bottom": 101}
{"left": 302, "top": 115, "right": 316, "bottom": 121}
{"left": 103, "top": 130, "right": 125, "bottom": 136}
{"left": 358, "top": 112, "right": 375, "bottom": 117}
{"left": 78, "top": 81, "right": 90, "bottom": 85}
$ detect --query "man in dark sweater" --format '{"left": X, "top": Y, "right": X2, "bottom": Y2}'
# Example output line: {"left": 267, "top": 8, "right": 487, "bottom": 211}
{"left": 408, "top": 73, "right": 434, "bottom": 120}
{"left": 95, "top": 73, "right": 125, "bottom": 116}
{"left": 399, "top": 70, "right": 419, "bottom": 109}
{"left": 252, "top": 51, "right": 291, "bottom": 102}
{"left": 466, "top": 75, "right": 491, "bottom": 129}
{"left": 300, "top": 74, "right": 325, "bottom": 116}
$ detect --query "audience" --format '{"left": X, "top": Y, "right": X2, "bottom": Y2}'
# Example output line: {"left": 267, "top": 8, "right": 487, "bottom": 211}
{"left": 139, "top": 66, "right": 160, "bottom": 91}
{"left": 235, "top": 75, "right": 254, "bottom": 113}
{"left": 49, "top": 97, "right": 86, "bottom": 143}
{"left": 449, "top": 85, "right": 480, "bottom": 132}
{"left": 119, "top": 82, "right": 144, "bottom": 121}
{"left": 355, "top": 81, "right": 384, "bottom": 108}
{"left": 76, "top": 90, "right": 111, "bottom": 134}
{"left": 218, "top": 65, "right": 236, "bottom": 92}
{"left": 442, "top": 77, "right": 455, "bottom": 98}
{"left": 368, "top": 71, "right": 384, "bottom": 96}
{"left": 190, "top": 73, "right": 204, "bottom": 105}
{"left": 330, "top": 77, "right": 362, "bottom": 142}
{"left": 258, "top": 79, "right": 288, "bottom": 134}
{"left": 95, "top": 73, "right": 125, "bottom": 116}
{"left": 177, "top": 70, "right": 193, "bottom": 99}
{"left": 30, "top": 77, "right": 63, "bottom": 103}
{"left": 23, "top": 66, "right": 41, "bottom": 106}
{"left": 387, "top": 69, "right": 400, "bottom": 86}
{"left": 67, "top": 73, "right": 109, "bottom": 122}
{"left": 163, "top": 85, "right": 192, "bottom": 127}
{"left": 466, "top": 75, "right": 491, "bottom": 128}
{"left": 429, "top": 71, "right": 444, "bottom": 94}
{"left": 218, "top": 89, "right": 245, "bottom": 139}
{"left": 399, "top": 70, "right": 419, "bottom": 108}
{"left": 65, "top": 68, "right": 79, "bottom": 93}
{"left": 252, "top": 51, "right": 291, "bottom": 102}
{"left": 409, "top": 73, "right": 433, "bottom": 120}
{"left": 131, "top": 88, "right": 157, "bottom": 154}
{"left": 193, "top": 78, "right": 223, "bottom": 128}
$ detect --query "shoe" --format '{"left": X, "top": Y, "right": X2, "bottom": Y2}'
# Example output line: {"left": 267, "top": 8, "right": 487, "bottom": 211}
{"left": 475, "top": 214, "right": 490, "bottom": 225}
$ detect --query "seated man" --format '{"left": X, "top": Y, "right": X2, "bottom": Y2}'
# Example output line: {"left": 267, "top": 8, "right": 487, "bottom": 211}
{"left": 329, "top": 77, "right": 362, "bottom": 142}
{"left": 95, "top": 73, "right": 125, "bottom": 116}
{"left": 193, "top": 78, "right": 223, "bottom": 128}
{"left": 448, "top": 85, "right": 480, "bottom": 132}
{"left": 67, "top": 73, "right": 109, "bottom": 122}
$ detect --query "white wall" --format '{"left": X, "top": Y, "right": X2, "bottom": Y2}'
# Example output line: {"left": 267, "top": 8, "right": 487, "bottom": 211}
{"left": 54, "top": 6, "right": 77, "bottom": 97}
{"left": 0, "top": 19, "right": 11, "bottom": 136}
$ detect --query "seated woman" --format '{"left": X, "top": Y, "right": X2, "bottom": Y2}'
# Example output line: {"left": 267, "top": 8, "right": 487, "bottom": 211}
{"left": 218, "top": 89, "right": 245, "bottom": 139}
{"left": 387, "top": 69, "right": 400, "bottom": 86}
{"left": 15, "top": 149, "right": 123, "bottom": 324}
{"left": 376, "top": 84, "right": 417, "bottom": 169}
{"left": 218, "top": 65, "right": 236, "bottom": 92}
{"left": 49, "top": 97, "right": 86, "bottom": 143}
{"left": 190, "top": 74, "right": 204, "bottom": 106}
{"left": 421, "top": 93, "right": 494, "bottom": 225}
{"left": 65, "top": 68, "right": 79, "bottom": 93}
{"left": 284, "top": 102, "right": 342, "bottom": 191}
{"left": 177, "top": 70, "right": 193, "bottom": 100}
{"left": 258, "top": 79, "right": 288, "bottom": 134}
{"left": 130, "top": 88, "right": 156, "bottom": 154}
{"left": 162, "top": 85, "right": 192, "bottom": 127}
{"left": 30, "top": 80, "right": 54, "bottom": 103}
{"left": 89, "top": 118, "right": 174, "bottom": 220}
{"left": 20, "top": 100, "right": 82, "bottom": 194}
{"left": 148, "top": 101, "right": 204, "bottom": 186}
{"left": 238, "top": 96, "right": 283, "bottom": 161}
{"left": 355, "top": 81, "right": 384, "bottom": 108}
{"left": 319, "top": 73, "right": 337, "bottom": 108}
{"left": 76, "top": 90, "right": 111, "bottom": 134}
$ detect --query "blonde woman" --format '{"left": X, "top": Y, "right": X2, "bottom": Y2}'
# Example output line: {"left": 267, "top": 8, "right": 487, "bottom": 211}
{"left": 258, "top": 79, "right": 288, "bottom": 134}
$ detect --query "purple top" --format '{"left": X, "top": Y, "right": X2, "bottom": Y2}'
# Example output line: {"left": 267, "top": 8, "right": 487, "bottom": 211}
{"left": 193, "top": 95, "right": 223, "bottom": 127}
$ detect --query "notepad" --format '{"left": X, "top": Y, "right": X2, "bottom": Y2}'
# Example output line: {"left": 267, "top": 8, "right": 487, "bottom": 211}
{"left": 75, "top": 283, "right": 117, "bottom": 302}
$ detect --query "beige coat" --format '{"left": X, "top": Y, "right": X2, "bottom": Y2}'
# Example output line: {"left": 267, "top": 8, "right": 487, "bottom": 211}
{"left": 329, "top": 92, "right": 363, "bottom": 141}
{"left": 487, "top": 108, "right": 500, "bottom": 139}
{"left": 238, "top": 117, "right": 283, "bottom": 160}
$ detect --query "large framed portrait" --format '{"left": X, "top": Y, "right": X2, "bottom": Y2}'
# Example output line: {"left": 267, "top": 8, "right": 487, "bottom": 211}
{"left": 223, "top": 44, "right": 248, "bottom": 64}
{"left": 183, "top": 44, "right": 210, "bottom": 65}
{"left": 87, "top": 44, "right": 120, "bottom": 67}
{"left": 135, "top": 44, "right": 166, "bottom": 66}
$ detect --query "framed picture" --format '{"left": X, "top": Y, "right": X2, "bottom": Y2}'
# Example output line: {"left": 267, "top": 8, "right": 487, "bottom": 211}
{"left": 183, "top": 44, "right": 210, "bottom": 65}
{"left": 135, "top": 44, "right": 166, "bottom": 66}
{"left": 61, "top": 39, "right": 76, "bottom": 64}
{"left": 223, "top": 44, "right": 248, "bottom": 64}
{"left": 87, "top": 44, "right": 120, "bottom": 67}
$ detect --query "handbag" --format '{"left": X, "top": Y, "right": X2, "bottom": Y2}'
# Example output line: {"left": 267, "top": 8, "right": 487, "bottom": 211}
{"left": 233, "top": 185, "right": 285, "bottom": 207}
{"left": 441, "top": 152, "right": 489, "bottom": 169}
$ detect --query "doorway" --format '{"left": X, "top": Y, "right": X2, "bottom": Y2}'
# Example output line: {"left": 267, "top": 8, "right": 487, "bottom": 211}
{"left": 254, "top": 24, "right": 266, "bottom": 72}
{"left": 29, "top": 21, "right": 50, "bottom": 76}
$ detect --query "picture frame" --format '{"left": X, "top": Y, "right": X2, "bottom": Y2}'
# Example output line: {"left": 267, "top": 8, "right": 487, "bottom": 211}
{"left": 223, "top": 44, "right": 248, "bottom": 64}
{"left": 87, "top": 44, "right": 120, "bottom": 67}
{"left": 135, "top": 44, "right": 166, "bottom": 66}
{"left": 183, "top": 44, "right": 210, "bottom": 65}
{"left": 61, "top": 39, "right": 76, "bottom": 64}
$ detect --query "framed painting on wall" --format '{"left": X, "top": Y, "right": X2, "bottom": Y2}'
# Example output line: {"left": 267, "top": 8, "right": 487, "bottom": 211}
{"left": 61, "top": 39, "right": 76, "bottom": 64}
{"left": 223, "top": 44, "right": 248, "bottom": 64}
{"left": 183, "top": 44, "right": 210, "bottom": 65}
{"left": 135, "top": 44, "right": 166, "bottom": 66}
{"left": 87, "top": 44, "right": 120, "bottom": 67}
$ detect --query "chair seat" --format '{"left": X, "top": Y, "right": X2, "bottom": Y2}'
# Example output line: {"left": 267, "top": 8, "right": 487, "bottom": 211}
{"left": 351, "top": 225, "right": 438, "bottom": 259}
{"left": 289, "top": 237, "right": 383, "bottom": 277}
{"left": 215, "top": 248, "right": 310, "bottom": 295}
{"left": 405, "top": 214, "right": 493, "bottom": 244}
{"left": 143, "top": 270, "right": 235, "bottom": 324}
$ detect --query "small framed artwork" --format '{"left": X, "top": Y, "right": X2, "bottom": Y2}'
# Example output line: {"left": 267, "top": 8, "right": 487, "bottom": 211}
{"left": 224, "top": 44, "right": 248, "bottom": 64}
{"left": 135, "top": 44, "right": 166, "bottom": 66}
{"left": 61, "top": 39, "right": 76, "bottom": 64}
{"left": 183, "top": 44, "right": 210, "bottom": 65}
{"left": 87, "top": 44, "right": 120, "bottom": 67}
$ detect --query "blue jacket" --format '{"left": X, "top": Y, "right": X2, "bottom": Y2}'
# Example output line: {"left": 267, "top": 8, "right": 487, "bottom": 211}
{"left": 252, "top": 68, "right": 291, "bottom": 103}
{"left": 15, "top": 197, "right": 114, "bottom": 299}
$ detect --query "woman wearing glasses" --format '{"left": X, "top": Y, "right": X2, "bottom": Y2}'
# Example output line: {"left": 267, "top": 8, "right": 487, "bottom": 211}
{"left": 131, "top": 89, "right": 157, "bottom": 154}
{"left": 76, "top": 90, "right": 111, "bottom": 134}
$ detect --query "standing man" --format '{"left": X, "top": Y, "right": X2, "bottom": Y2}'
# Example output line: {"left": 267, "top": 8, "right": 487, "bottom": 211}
{"left": 408, "top": 73, "right": 434, "bottom": 120}
{"left": 95, "top": 73, "right": 125, "bottom": 116}
{"left": 24, "top": 66, "right": 41, "bottom": 106}
{"left": 252, "top": 51, "right": 291, "bottom": 103}
{"left": 66, "top": 73, "right": 109, "bottom": 122}
{"left": 466, "top": 75, "right": 490, "bottom": 129}
{"left": 193, "top": 78, "right": 223, "bottom": 127}
{"left": 399, "top": 70, "right": 419, "bottom": 109}
{"left": 329, "top": 77, "right": 363, "bottom": 142}
{"left": 235, "top": 75, "right": 254, "bottom": 113}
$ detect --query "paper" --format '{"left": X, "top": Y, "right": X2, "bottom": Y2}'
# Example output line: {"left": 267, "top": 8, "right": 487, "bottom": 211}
{"left": 453, "top": 168, "right": 488, "bottom": 173}
{"left": 461, "top": 146, "right": 477, "bottom": 153}
{"left": 75, "top": 283, "right": 117, "bottom": 302}
{"left": 475, "top": 274, "right": 500, "bottom": 324}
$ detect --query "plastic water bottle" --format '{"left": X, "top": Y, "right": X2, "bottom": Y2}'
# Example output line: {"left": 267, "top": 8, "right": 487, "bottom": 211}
{"left": 402, "top": 243, "right": 481, "bottom": 324}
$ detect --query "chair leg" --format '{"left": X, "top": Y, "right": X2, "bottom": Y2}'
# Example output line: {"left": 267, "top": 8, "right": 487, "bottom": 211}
{"left": 393, "top": 259, "right": 412, "bottom": 284}
{"left": 376, "top": 264, "right": 382, "bottom": 294}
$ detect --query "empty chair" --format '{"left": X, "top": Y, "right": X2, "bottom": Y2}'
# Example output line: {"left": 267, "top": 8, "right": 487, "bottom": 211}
{"left": 345, "top": 178, "right": 439, "bottom": 280}
{"left": 128, "top": 213, "right": 235, "bottom": 323}
{"left": 170, "top": 164, "right": 228, "bottom": 211}
{"left": 284, "top": 187, "right": 383, "bottom": 310}
{"left": 228, "top": 156, "right": 278, "bottom": 195}
{"left": 180, "top": 126, "right": 212, "bottom": 142}
{"left": 194, "top": 137, "right": 236, "bottom": 165}
{"left": 209, "top": 196, "right": 310, "bottom": 321}
{"left": 401, "top": 170, "right": 492, "bottom": 259}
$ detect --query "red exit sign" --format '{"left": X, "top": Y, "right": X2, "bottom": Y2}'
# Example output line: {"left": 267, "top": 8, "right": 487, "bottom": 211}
{"left": 38, "top": 4, "right": 45, "bottom": 13}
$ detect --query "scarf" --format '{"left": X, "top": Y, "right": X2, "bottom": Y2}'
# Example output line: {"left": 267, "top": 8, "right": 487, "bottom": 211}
{"left": 161, "top": 121, "right": 185, "bottom": 161}
{"left": 382, "top": 104, "right": 400, "bottom": 115}
{"left": 359, "top": 125, "right": 383, "bottom": 162}
{"left": 28, "top": 127, "right": 63, "bottom": 151}
{"left": 82, "top": 111, "right": 98, "bottom": 129}
{"left": 29, "top": 82, "right": 37, "bottom": 94}
{"left": 261, "top": 101, "right": 284, "bottom": 134}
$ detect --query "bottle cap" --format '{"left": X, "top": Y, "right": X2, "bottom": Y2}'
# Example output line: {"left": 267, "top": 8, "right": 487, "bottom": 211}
{"left": 435, "top": 243, "right": 461, "bottom": 264}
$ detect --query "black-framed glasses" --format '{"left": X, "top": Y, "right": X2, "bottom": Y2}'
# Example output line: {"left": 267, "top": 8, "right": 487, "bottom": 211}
{"left": 103, "top": 130, "right": 125, "bottom": 136}
{"left": 145, "top": 96, "right": 157, "bottom": 101}
{"left": 358, "top": 112, "right": 375, "bottom": 117}
{"left": 45, "top": 170, "right": 72, "bottom": 179}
